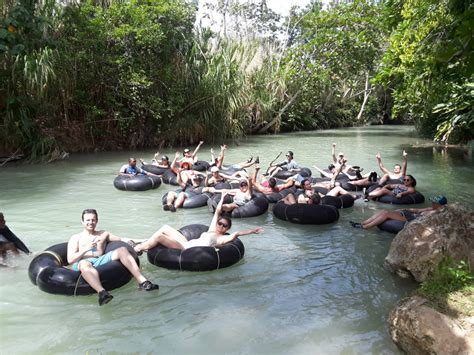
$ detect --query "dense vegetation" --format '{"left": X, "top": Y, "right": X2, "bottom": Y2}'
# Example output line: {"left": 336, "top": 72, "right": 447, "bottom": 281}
{"left": 1, "top": 0, "right": 472, "bottom": 160}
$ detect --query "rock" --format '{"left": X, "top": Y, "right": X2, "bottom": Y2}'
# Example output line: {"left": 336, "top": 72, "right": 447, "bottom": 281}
{"left": 384, "top": 204, "right": 474, "bottom": 282}
{"left": 389, "top": 296, "right": 474, "bottom": 354}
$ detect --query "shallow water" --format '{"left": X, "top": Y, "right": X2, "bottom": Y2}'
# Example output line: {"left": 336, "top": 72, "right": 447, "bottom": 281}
{"left": 1, "top": 125, "right": 473, "bottom": 354}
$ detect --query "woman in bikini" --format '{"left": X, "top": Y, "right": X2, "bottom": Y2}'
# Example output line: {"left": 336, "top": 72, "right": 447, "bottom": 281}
{"left": 133, "top": 193, "right": 263, "bottom": 253}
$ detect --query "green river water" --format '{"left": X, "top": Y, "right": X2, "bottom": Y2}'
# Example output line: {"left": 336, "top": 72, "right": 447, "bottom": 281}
{"left": 1, "top": 125, "right": 473, "bottom": 354}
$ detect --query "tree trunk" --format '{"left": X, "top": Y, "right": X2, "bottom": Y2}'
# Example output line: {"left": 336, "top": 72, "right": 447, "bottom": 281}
{"left": 255, "top": 91, "right": 300, "bottom": 134}
{"left": 356, "top": 72, "right": 371, "bottom": 121}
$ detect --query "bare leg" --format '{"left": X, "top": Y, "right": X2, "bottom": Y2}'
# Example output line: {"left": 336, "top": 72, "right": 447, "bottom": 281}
{"left": 281, "top": 193, "right": 297, "bottom": 205}
{"left": 269, "top": 166, "right": 282, "bottom": 177}
{"left": 362, "top": 210, "right": 406, "bottom": 229}
{"left": 78, "top": 261, "right": 105, "bottom": 293}
{"left": 350, "top": 178, "right": 370, "bottom": 186}
{"left": 368, "top": 187, "right": 392, "bottom": 199}
{"left": 222, "top": 203, "right": 239, "bottom": 212}
{"left": 166, "top": 191, "right": 177, "bottom": 205}
{"left": 174, "top": 192, "right": 187, "bottom": 208}
{"left": 378, "top": 173, "right": 390, "bottom": 185}
{"left": 136, "top": 225, "right": 188, "bottom": 252}
{"left": 111, "top": 247, "right": 147, "bottom": 284}
{"left": 326, "top": 186, "right": 356, "bottom": 198}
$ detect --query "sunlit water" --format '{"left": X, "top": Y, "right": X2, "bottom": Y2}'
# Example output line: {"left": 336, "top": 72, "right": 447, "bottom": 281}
{"left": 1, "top": 126, "right": 473, "bottom": 354}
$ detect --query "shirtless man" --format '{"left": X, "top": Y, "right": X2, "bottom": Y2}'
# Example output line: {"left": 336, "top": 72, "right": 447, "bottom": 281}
{"left": 67, "top": 209, "right": 158, "bottom": 306}
{"left": 376, "top": 150, "right": 408, "bottom": 185}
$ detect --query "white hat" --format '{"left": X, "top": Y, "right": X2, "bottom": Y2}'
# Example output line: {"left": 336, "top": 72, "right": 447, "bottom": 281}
{"left": 210, "top": 166, "right": 219, "bottom": 172}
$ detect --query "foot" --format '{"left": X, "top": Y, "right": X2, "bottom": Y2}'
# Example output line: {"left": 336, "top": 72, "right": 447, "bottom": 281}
{"left": 169, "top": 205, "right": 176, "bottom": 212}
{"left": 127, "top": 241, "right": 143, "bottom": 256}
{"left": 254, "top": 156, "right": 260, "bottom": 164}
{"left": 139, "top": 158, "right": 146, "bottom": 165}
{"left": 353, "top": 195, "right": 363, "bottom": 200}
{"left": 163, "top": 204, "right": 170, "bottom": 211}
{"left": 246, "top": 156, "right": 253, "bottom": 163}
{"left": 349, "top": 221, "right": 363, "bottom": 229}
{"left": 139, "top": 280, "right": 159, "bottom": 291}
{"left": 98, "top": 290, "right": 113, "bottom": 306}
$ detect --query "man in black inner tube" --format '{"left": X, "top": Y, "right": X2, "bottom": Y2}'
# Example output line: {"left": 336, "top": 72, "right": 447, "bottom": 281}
{"left": 67, "top": 209, "right": 159, "bottom": 306}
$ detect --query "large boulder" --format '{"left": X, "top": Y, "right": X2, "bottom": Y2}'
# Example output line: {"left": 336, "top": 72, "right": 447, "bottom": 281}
{"left": 384, "top": 204, "right": 474, "bottom": 282}
{"left": 389, "top": 296, "right": 474, "bottom": 354}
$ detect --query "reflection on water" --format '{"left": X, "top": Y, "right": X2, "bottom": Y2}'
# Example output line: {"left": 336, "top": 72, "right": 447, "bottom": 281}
{"left": 1, "top": 126, "right": 473, "bottom": 354}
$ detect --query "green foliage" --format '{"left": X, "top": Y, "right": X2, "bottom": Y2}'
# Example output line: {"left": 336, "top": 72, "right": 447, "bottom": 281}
{"left": 420, "top": 258, "right": 473, "bottom": 298}
{"left": 376, "top": 0, "right": 474, "bottom": 143}
{"left": 282, "top": 0, "right": 387, "bottom": 130}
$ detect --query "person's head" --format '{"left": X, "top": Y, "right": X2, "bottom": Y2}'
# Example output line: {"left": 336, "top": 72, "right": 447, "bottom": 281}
{"left": 286, "top": 151, "right": 294, "bottom": 160}
{"left": 268, "top": 177, "right": 277, "bottom": 188}
{"left": 161, "top": 156, "right": 169, "bottom": 164}
{"left": 328, "top": 164, "right": 336, "bottom": 173}
{"left": 128, "top": 158, "right": 137, "bottom": 167}
{"left": 81, "top": 209, "right": 98, "bottom": 231}
{"left": 429, "top": 195, "right": 447, "bottom": 207}
{"left": 239, "top": 179, "right": 249, "bottom": 191}
{"left": 0, "top": 212, "right": 4, "bottom": 228}
{"left": 393, "top": 164, "right": 402, "bottom": 174}
{"left": 310, "top": 194, "right": 321, "bottom": 205}
{"left": 301, "top": 178, "right": 312, "bottom": 190}
{"left": 210, "top": 166, "right": 219, "bottom": 175}
{"left": 216, "top": 215, "right": 232, "bottom": 234}
{"left": 337, "top": 152, "right": 345, "bottom": 161}
{"left": 183, "top": 148, "right": 191, "bottom": 157}
{"left": 403, "top": 174, "right": 416, "bottom": 187}
{"left": 181, "top": 162, "right": 191, "bottom": 170}
{"left": 192, "top": 175, "right": 202, "bottom": 186}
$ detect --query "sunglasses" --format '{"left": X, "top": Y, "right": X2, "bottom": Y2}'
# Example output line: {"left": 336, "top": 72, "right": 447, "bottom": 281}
{"left": 240, "top": 183, "right": 248, "bottom": 187}
{"left": 217, "top": 221, "right": 229, "bottom": 228}
{"left": 403, "top": 178, "right": 411, "bottom": 182}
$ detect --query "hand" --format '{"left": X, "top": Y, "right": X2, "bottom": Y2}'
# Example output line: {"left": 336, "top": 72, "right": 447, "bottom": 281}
{"left": 253, "top": 227, "right": 264, "bottom": 234}
{"left": 175, "top": 151, "right": 180, "bottom": 158}
{"left": 403, "top": 150, "right": 408, "bottom": 158}
{"left": 376, "top": 153, "right": 381, "bottom": 160}
{"left": 332, "top": 143, "right": 336, "bottom": 148}
{"left": 199, "top": 141, "right": 204, "bottom": 145}
{"left": 396, "top": 193, "right": 402, "bottom": 199}
{"left": 210, "top": 148, "right": 214, "bottom": 154}
{"left": 255, "top": 164, "right": 260, "bottom": 170}
{"left": 220, "top": 144, "right": 227, "bottom": 150}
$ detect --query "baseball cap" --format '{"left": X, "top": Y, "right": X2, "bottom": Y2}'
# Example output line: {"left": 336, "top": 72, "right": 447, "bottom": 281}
{"left": 210, "top": 166, "right": 219, "bottom": 172}
{"left": 183, "top": 148, "right": 190, "bottom": 153}
{"left": 192, "top": 175, "right": 202, "bottom": 180}
{"left": 429, "top": 195, "right": 447, "bottom": 205}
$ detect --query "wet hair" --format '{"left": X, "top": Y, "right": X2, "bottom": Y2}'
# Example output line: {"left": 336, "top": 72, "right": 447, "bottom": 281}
{"left": 82, "top": 209, "right": 98, "bottom": 221}
{"left": 310, "top": 194, "right": 321, "bottom": 205}
{"left": 394, "top": 164, "right": 401, "bottom": 169}
{"left": 128, "top": 157, "right": 137, "bottom": 163}
{"left": 405, "top": 174, "right": 417, "bottom": 187}
{"left": 161, "top": 155, "right": 169, "bottom": 161}
{"left": 181, "top": 162, "right": 191, "bottom": 169}
{"left": 287, "top": 151, "right": 294, "bottom": 157}
{"left": 268, "top": 177, "right": 277, "bottom": 188}
{"left": 218, "top": 215, "right": 232, "bottom": 230}
{"left": 328, "top": 164, "right": 335, "bottom": 171}
{"left": 301, "top": 178, "right": 311, "bottom": 187}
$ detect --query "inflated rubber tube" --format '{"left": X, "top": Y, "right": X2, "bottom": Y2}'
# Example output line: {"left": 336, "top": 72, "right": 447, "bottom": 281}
{"left": 219, "top": 166, "right": 242, "bottom": 175}
{"left": 272, "top": 202, "right": 339, "bottom": 224}
{"left": 161, "top": 169, "right": 179, "bottom": 185}
{"left": 28, "top": 241, "right": 138, "bottom": 295}
{"left": 192, "top": 160, "right": 210, "bottom": 172}
{"left": 377, "top": 192, "right": 425, "bottom": 205}
{"left": 113, "top": 175, "right": 161, "bottom": 191}
{"left": 378, "top": 219, "right": 407, "bottom": 234}
{"left": 141, "top": 164, "right": 168, "bottom": 175}
{"left": 147, "top": 224, "right": 245, "bottom": 271}
{"left": 321, "top": 195, "right": 355, "bottom": 209}
{"left": 161, "top": 191, "right": 210, "bottom": 209}
{"left": 231, "top": 196, "right": 269, "bottom": 218}
{"left": 0, "top": 226, "right": 30, "bottom": 254}
{"left": 274, "top": 167, "right": 312, "bottom": 180}
{"left": 340, "top": 180, "right": 370, "bottom": 192}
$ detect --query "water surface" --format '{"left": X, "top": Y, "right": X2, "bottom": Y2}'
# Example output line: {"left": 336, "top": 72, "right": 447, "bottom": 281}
{"left": 1, "top": 126, "right": 472, "bottom": 354}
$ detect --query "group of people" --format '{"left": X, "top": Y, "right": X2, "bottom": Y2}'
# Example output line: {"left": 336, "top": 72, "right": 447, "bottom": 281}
{"left": 2, "top": 142, "right": 448, "bottom": 306}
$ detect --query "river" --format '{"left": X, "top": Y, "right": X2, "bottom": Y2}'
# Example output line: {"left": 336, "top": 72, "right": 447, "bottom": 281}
{"left": 1, "top": 125, "right": 473, "bottom": 354}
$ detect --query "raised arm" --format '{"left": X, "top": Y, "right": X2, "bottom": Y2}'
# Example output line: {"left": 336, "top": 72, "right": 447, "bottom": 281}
{"left": 401, "top": 150, "right": 408, "bottom": 176}
{"left": 209, "top": 193, "right": 227, "bottom": 232}
{"left": 331, "top": 143, "right": 337, "bottom": 163}
{"left": 170, "top": 151, "right": 180, "bottom": 175}
{"left": 217, "top": 227, "right": 264, "bottom": 246}
{"left": 216, "top": 144, "right": 226, "bottom": 168}
{"left": 192, "top": 141, "right": 204, "bottom": 159}
{"left": 376, "top": 153, "right": 390, "bottom": 175}
{"left": 313, "top": 165, "right": 333, "bottom": 178}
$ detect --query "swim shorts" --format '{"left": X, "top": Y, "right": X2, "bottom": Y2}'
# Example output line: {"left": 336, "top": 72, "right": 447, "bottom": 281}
{"left": 72, "top": 251, "right": 114, "bottom": 271}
